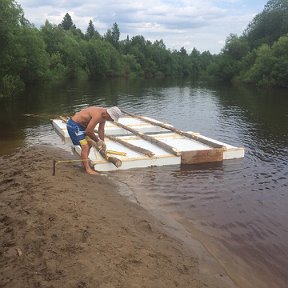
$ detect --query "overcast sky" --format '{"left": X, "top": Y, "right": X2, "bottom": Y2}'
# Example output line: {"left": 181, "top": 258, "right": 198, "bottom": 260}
{"left": 17, "top": 0, "right": 268, "bottom": 54}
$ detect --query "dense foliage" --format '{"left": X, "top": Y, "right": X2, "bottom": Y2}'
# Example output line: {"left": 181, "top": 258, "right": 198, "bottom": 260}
{"left": 0, "top": 0, "right": 288, "bottom": 96}
{"left": 213, "top": 0, "right": 288, "bottom": 87}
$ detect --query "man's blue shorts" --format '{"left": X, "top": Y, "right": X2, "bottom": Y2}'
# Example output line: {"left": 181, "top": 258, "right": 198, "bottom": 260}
{"left": 67, "top": 119, "right": 88, "bottom": 146}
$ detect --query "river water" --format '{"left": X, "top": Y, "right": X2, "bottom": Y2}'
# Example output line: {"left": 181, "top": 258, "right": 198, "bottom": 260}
{"left": 0, "top": 78, "right": 287, "bottom": 287}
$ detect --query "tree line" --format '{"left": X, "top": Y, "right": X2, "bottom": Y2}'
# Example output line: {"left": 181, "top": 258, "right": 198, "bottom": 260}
{"left": 211, "top": 0, "right": 288, "bottom": 87}
{"left": 0, "top": 0, "right": 287, "bottom": 97}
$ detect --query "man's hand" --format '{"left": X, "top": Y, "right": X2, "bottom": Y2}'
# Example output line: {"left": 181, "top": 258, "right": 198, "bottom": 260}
{"left": 97, "top": 140, "right": 106, "bottom": 152}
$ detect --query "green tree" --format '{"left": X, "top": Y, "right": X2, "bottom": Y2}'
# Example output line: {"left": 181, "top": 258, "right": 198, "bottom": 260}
{"left": 189, "top": 48, "right": 201, "bottom": 78}
{"left": 129, "top": 35, "right": 147, "bottom": 67}
{"left": 208, "top": 54, "right": 239, "bottom": 81}
{"left": 150, "top": 40, "right": 172, "bottom": 77}
{"left": 241, "top": 44, "right": 276, "bottom": 85}
{"left": 59, "top": 32, "right": 86, "bottom": 78}
{"left": 178, "top": 47, "right": 190, "bottom": 76}
{"left": 40, "top": 20, "right": 67, "bottom": 79}
{"left": 83, "top": 39, "right": 123, "bottom": 78}
{"left": 264, "top": 0, "right": 288, "bottom": 12}
{"left": 0, "top": 0, "right": 29, "bottom": 95}
{"left": 86, "top": 19, "right": 101, "bottom": 40}
{"left": 41, "top": 20, "right": 65, "bottom": 55}
{"left": 122, "top": 54, "right": 143, "bottom": 77}
{"left": 111, "top": 23, "right": 120, "bottom": 47}
{"left": 17, "top": 26, "right": 50, "bottom": 84}
{"left": 199, "top": 51, "right": 214, "bottom": 73}
{"left": 179, "top": 47, "right": 187, "bottom": 56}
{"left": 104, "top": 22, "right": 120, "bottom": 49}
{"left": 0, "top": 0, "right": 24, "bottom": 52}
{"left": 222, "top": 34, "right": 250, "bottom": 60}
{"left": 119, "top": 35, "right": 130, "bottom": 54}
{"left": 244, "top": 0, "right": 288, "bottom": 48}
{"left": 60, "top": 13, "right": 75, "bottom": 30}
{"left": 240, "top": 34, "right": 288, "bottom": 87}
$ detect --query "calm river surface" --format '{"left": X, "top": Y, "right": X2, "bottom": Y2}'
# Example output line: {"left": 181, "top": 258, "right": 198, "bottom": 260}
{"left": 1, "top": 78, "right": 287, "bottom": 287}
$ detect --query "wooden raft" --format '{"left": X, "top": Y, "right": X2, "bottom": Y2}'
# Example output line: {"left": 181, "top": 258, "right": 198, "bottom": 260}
{"left": 52, "top": 112, "right": 244, "bottom": 171}
{"left": 121, "top": 110, "right": 225, "bottom": 164}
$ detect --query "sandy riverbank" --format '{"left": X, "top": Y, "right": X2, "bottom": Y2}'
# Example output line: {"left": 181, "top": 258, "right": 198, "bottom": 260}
{"left": 0, "top": 145, "right": 234, "bottom": 288}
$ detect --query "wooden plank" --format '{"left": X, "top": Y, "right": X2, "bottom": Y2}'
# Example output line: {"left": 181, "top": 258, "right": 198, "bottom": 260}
{"left": 121, "top": 110, "right": 223, "bottom": 149}
{"left": 181, "top": 148, "right": 223, "bottom": 164}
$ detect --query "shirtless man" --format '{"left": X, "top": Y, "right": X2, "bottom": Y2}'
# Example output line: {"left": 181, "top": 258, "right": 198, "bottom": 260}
{"left": 67, "top": 106, "right": 121, "bottom": 175}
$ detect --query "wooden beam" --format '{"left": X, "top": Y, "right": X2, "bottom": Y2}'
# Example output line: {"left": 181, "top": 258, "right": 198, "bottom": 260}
{"left": 104, "top": 134, "right": 154, "bottom": 158}
{"left": 121, "top": 110, "right": 224, "bottom": 149}
{"left": 181, "top": 148, "right": 223, "bottom": 164}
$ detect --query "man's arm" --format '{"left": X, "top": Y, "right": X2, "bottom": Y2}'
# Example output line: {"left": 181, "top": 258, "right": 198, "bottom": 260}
{"left": 98, "top": 121, "right": 105, "bottom": 141}
{"left": 85, "top": 117, "right": 100, "bottom": 142}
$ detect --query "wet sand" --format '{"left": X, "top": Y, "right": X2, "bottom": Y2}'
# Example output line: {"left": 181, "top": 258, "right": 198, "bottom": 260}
{"left": 0, "top": 145, "right": 234, "bottom": 288}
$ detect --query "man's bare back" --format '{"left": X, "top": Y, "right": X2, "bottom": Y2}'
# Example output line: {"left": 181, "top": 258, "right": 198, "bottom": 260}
{"left": 72, "top": 106, "right": 105, "bottom": 128}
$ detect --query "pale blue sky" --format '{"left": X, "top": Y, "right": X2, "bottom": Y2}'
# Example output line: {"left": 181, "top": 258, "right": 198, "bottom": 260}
{"left": 17, "top": 0, "right": 268, "bottom": 54}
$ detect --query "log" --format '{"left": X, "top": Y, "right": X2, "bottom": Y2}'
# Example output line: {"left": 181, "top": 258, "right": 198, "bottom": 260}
{"left": 112, "top": 121, "right": 181, "bottom": 156}
{"left": 121, "top": 110, "right": 224, "bottom": 149}
{"left": 87, "top": 138, "right": 122, "bottom": 168}
{"left": 101, "top": 134, "right": 154, "bottom": 158}
{"left": 59, "top": 116, "right": 122, "bottom": 168}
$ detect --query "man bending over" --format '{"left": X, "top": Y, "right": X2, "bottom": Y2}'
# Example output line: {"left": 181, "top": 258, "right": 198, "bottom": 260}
{"left": 67, "top": 106, "right": 121, "bottom": 175}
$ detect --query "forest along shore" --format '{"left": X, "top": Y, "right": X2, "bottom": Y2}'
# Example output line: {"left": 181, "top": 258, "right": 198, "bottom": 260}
{"left": 0, "top": 145, "right": 234, "bottom": 288}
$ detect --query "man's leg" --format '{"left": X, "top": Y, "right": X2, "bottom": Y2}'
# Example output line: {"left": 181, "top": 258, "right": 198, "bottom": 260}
{"left": 67, "top": 121, "right": 99, "bottom": 175}
{"left": 80, "top": 143, "right": 99, "bottom": 175}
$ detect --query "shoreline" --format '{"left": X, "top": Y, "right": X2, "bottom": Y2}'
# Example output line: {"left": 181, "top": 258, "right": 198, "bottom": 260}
{"left": 1, "top": 145, "right": 233, "bottom": 287}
